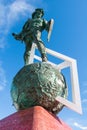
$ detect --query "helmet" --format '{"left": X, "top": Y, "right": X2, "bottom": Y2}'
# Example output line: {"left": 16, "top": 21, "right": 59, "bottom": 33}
{"left": 32, "top": 8, "right": 44, "bottom": 18}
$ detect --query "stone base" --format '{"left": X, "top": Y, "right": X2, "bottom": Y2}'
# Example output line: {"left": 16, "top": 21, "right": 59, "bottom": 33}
{"left": 0, "top": 106, "right": 72, "bottom": 130}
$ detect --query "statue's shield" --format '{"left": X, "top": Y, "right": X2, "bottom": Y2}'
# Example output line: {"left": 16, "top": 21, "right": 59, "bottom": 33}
{"left": 47, "top": 19, "right": 54, "bottom": 42}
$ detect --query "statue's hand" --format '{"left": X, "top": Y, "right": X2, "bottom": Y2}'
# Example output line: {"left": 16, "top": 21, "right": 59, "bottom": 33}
{"left": 12, "top": 33, "right": 22, "bottom": 40}
{"left": 12, "top": 33, "right": 15, "bottom": 36}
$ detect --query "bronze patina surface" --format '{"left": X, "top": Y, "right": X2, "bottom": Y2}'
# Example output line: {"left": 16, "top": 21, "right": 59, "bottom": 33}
{"left": 11, "top": 62, "right": 67, "bottom": 114}
{"left": 12, "top": 8, "right": 54, "bottom": 65}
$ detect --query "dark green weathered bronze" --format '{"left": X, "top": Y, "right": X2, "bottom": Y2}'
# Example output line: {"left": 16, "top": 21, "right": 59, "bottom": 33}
{"left": 11, "top": 8, "right": 67, "bottom": 114}
{"left": 12, "top": 8, "right": 54, "bottom": 65}
{"left": 11, "top": 63, "right": 68, "bottom": 114}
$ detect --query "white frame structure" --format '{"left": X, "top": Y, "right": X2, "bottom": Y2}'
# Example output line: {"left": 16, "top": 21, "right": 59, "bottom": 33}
{"left": 28, "top": 43, "right": 82, "bottom": 114}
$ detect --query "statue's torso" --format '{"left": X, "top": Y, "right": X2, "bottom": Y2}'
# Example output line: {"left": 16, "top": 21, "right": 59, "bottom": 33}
{"left": 31, "top": 18, "right": 44, "bottom": 29}
{"left": 21, "top": 18, "right": 47, "bottom": 41}
{"left": 24, "top": 18, "right": 45, "bottom": 32}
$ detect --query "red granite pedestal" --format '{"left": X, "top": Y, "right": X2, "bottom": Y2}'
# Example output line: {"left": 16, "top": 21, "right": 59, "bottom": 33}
{"left": 0, "top": 106, "right": 72, "bottom": 130}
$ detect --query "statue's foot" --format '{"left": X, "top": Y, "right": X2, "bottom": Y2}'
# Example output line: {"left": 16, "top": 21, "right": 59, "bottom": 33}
{"left": 42, "top": 57, "right": 47, "bottom": 62}
{"left": 41, "top": 53, "right": 47, "bottom": 62}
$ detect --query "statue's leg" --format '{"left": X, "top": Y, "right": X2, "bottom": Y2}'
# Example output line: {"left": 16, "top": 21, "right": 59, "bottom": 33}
{"left": 24, "top": 41, "right": 32, "bottom": 65}
{"left": 41, "top": 52, "right": 48, "bottom": 62}
{"left": 37, "top": 40, "right": 47, "bottom": 62}
{"left": 34, "top": 34, "right": 47, "bottom": 62}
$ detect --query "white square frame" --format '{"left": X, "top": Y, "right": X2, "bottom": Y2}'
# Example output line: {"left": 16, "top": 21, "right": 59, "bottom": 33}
{"left": 28, "top": 43, "right": 82, "bottom": 114}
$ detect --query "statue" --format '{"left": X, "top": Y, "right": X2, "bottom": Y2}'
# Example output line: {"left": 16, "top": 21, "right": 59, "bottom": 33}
{"left": 12, "top": 8, "right": 54, "bottom": 65}
{"left": 11, "top": 8, "right": 68, "bottom": 114}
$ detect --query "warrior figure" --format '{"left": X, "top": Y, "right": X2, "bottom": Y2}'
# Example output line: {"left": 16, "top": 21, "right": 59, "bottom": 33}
{"left": 12, "top": 8, "right": 54, "bottom": 65}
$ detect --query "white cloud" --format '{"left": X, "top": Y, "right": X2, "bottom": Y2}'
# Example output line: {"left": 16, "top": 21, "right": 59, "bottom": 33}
{"left": 0, "top": 0, "right": 35, "bottom": 48}
{"left": 0, "top": 0, "right": 34, "bottom": 27}
{"left": 74, "top": 122, "right": 87, "bottom": 130}
{"left": 7, "top": 0, "right": 34, "bottom": 26}
{"left": 66, "top": 118, "right": 87, "bottom": 130}
{"left": 0, "top": 63, "right": 7, "bottom": 91}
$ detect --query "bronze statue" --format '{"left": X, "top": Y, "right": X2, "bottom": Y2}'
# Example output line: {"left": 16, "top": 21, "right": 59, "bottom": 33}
{"left": 12, "top": 8, "right": 54, "bottom": 65}
{"left": 11, "top": 9, "right": 68, "bottom": 114}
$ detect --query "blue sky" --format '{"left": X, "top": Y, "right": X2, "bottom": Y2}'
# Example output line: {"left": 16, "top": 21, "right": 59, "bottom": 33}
{"left": 0, "top": 0, "right": 87, "bottom": 129}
